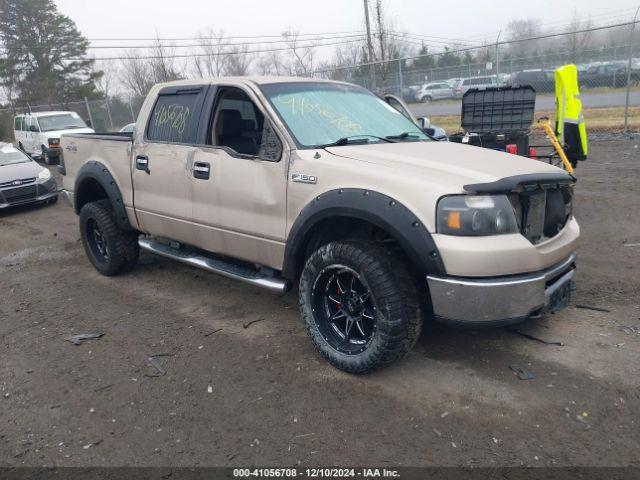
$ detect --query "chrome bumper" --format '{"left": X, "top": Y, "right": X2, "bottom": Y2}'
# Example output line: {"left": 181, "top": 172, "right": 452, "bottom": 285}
{"left": 427, "top": 254, "right": 576, "bottom": 326}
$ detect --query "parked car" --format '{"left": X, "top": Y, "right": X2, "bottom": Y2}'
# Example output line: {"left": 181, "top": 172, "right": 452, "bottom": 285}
{"left": 0, "top": 142, "right": 58, "bottom": 209}
{"left": 445, "top": 78, "right": 461, "bottom": 88}
{"left": 14, "top": 111, "right": 94, "bottom": 165}
{"left": 579, "top": 62, "right": 640, "bottom": 89}
{"left": 452, "top": 76, "right": 499, "bottom": 98}
{"left": 381, "top": 93, "right": 448, "bottom": 140}
{"left": 59, "top": 77, "right": 579, "bottom": 374}
{"left": 415, "top": 82, "right": 455, "bottom": 102}
{"left": 508, "top": 69, "right": 555, "bottom": 93}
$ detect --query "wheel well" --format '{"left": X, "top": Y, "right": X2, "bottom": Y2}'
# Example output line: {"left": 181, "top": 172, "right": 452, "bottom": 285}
{"left": 295, "top": 216, "right": 418, "bottom": 280}
{"left": 75, "top": 177, "right": 109, "bottom": 214}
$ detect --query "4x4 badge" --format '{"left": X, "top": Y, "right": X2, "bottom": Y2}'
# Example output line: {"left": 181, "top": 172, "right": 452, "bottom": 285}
{"left": 292, "top": 174, "right": 317, "bottom": 184}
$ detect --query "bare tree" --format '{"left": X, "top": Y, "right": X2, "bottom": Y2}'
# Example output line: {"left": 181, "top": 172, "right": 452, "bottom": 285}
{"left": 192, "top": 29, "right": 228, "bottom": 78}
{"left": 506, "top": 19, "right": 543, "bottom": 57}
{"left": 224, "top": 45, "right": 253, "bottom": 75}
{"left": 148, "top": 35, "right": 183, "bottom": 84}
{"left": 565, "top": 10, "right": 593, "bottom": 60}
{"left": 371, "top": 0, "right": 409, "bottom": 86}
{"left": 95, "top": 59, "right": 118, "bottom": 97}
{"left": 119, "top": 50, "right": 154, "bottom": 97}
{"left": 281, "top": 28, "right": 318, "bottom": 76}
{"left": 256, "top": 50, "right": 286, "bottom": 76}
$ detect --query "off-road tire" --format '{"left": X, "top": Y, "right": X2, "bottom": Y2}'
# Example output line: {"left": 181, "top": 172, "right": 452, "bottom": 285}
{"left": 299, "top": 240, "right": 423, "bottom": 374}
{"left": 79, "top": 200, "right": 139, "bottom": 276}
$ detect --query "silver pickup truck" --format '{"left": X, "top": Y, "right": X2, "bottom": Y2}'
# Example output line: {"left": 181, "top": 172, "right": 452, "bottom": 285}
{"left": 59, "top": 77, "right": 579, "bottom": 373}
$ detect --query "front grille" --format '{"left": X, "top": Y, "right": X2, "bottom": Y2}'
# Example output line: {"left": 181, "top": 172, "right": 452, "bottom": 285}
{"left": 0, "top": 177, "right": 36, "bottom": 189}
{"left": 509, "top": 185, "right": 573, "bottom": 244}
{"left": 1, "top": 184, "right": 37, "bottom": 204}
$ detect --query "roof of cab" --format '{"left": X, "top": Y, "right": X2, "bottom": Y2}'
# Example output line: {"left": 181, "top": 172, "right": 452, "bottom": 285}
{"left": 154, "top": 76, "right": 355, "bottom": 89}
{"left": 15, "top": 111, "right": 79, "bottom": 118}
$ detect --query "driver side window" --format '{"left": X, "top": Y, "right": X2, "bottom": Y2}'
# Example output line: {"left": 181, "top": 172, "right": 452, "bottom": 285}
{"left": 209, "top": 88, "right": 264, "bottom": 156}
{"left": 208, "top": 87, "right": 283, "bottom": 162}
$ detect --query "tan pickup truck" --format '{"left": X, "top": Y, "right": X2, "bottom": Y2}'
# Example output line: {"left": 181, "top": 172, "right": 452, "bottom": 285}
{"left": 59, "top": 77, "right": 579, "bottom": 373}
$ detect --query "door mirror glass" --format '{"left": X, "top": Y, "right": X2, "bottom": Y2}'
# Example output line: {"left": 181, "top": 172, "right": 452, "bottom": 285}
{"left": 418, "top": 116, "right": 431, "bottom": 129}
{"left": 29, "top": 124, "right": 39, "bottom": 132}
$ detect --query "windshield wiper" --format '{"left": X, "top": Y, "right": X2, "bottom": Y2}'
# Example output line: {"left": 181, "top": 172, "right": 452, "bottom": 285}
{"left": 320, "top": 134, "right": 394, "bottom": 148}
{"left": 385, "top": 132, "right": 422, "bottom": 141}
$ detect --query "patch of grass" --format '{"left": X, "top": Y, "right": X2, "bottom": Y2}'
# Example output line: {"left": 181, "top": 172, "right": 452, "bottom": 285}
{"left": 430, "top": 106, "right": 640, "bottom": 134}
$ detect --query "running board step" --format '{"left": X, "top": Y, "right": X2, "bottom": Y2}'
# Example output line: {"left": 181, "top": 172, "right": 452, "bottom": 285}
{"left": 138, "top": 238, "right": 290, "bottom": 293}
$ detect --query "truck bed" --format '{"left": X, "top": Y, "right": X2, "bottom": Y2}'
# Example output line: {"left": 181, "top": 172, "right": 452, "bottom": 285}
{"left": 60, "top": 132, "right": 136, "bottom": 223}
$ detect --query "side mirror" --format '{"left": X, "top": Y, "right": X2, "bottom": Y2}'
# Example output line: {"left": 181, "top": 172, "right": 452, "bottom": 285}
{"left": 29, "top": 125, "right": 39, "bottom": 132}
{"left": 417, "top": 117, "right": 431, "bottom": 129}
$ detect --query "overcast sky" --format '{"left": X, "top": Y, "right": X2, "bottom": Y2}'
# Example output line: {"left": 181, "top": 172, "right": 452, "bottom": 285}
{"left": 54, "top": 0, "right": 639, "bottom": 59}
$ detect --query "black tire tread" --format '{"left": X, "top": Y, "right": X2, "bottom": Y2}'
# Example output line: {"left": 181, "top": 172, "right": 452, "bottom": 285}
{"left": 299, "top": 240, "right": 423, "bottom": 374}
{"left": 79, "top": 199, "right": 139, "bottom": 276}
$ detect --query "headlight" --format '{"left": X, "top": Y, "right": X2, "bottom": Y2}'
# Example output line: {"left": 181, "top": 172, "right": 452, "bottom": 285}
{"left": 38, "top": 168, "right": 51, "bottom": 181}
{"left": 437, "top": 195, "right": 519, "bottom": 236}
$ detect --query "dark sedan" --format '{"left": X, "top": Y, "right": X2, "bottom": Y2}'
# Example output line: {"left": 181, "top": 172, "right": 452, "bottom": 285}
{"left": 0, "top": 142, "right": 58, "bottom": 209}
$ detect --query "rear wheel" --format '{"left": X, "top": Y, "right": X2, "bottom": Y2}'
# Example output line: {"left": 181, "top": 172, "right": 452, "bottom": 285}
{"left": 79, "top": 200, "right": 139, "bottom": 276}
{"left": 299, "top": 240, "right": 423, "bottom": 374}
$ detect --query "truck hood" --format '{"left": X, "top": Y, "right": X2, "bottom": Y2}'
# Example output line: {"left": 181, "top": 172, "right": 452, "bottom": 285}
{"left": 48, "top": 127, "right": 95, "bottom": 137}
{"left": 325, "top": 141, "right": 563, "bottom": 191}
{"left": 0, "top": 160, "right": 43, "bottom": 182}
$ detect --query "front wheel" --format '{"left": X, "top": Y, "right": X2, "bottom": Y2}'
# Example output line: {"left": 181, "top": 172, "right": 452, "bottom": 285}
{"left": 421, "top": 96, "right": 432, "bottom": 103}
{"left": 79, "top": 200, "right": 139, "bottom": 276}
{"left": 299, "top": 240, "right": 423, "bottom": 374}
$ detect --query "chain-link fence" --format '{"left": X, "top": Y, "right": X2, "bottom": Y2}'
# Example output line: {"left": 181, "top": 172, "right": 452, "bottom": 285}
{"left": 0, "top": 95, "right": 146, "bottom": 144}
{"left": 1, "top": 21, "right": 638, "bottom": 142}
{"left": 312, "top": 22, "right": 640, "bottom": 134}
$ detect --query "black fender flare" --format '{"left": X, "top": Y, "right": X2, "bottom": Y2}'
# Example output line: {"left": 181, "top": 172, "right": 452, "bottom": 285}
{"left": 282, "top": 188, "right": 445, "bottom": 280}
{"left": 74, "top": 161, "right": 134, "bottom": 231}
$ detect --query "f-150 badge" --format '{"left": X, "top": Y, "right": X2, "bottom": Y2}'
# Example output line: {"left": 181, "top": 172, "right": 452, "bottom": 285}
{"left": 292, "top": 174, "right": 317, "bottom": 184}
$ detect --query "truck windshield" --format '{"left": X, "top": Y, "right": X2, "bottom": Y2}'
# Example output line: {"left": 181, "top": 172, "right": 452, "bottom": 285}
{"left": 38, "top": 113, "right": 87, "bottom": 132}
{"left": 0, "top": 145, "right": 31, "bottom": 166}
{"left": 260, "top": 82, "right": 428, "bottom": 148}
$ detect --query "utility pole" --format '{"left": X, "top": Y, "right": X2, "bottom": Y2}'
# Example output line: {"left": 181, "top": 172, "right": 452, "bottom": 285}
{"left": 363, "top": 0, "right": 376, "bottom": 89}
{"left": 624, "top": 6, "right": 640, "bottom": 132}
{"left": 495, "top": 30, "right": 501, "bottom": 77}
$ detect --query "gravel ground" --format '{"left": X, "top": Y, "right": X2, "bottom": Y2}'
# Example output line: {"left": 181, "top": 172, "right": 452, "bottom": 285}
{"left": 1, "top": 138, "right": 639, "bottom": 468}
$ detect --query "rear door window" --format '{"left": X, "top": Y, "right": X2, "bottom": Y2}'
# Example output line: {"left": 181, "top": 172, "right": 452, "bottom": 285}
{"left": 146, "top": 88, "right": 205, "bottom": 144}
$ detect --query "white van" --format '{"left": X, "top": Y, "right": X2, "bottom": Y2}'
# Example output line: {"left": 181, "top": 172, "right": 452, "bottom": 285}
{"left": 14, "top": 111, "right": 94, "bottom": 164}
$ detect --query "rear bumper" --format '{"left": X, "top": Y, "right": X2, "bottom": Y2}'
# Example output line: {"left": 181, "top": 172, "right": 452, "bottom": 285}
{"left": 426, "top": 254, "right": 576, "bottom": 327}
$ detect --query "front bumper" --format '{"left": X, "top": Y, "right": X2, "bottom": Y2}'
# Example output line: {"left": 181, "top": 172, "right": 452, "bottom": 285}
{"left": 427, "top": 254, "right": 576, "bottom": 326}
{"left": 0, "top": 188, "right": 58, "bottom": 209}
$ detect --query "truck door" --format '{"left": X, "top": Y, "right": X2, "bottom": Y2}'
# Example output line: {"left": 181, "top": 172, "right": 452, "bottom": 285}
{"left": 132, "top": 85, "right": 208, "bottom": 246}
{"left": 189, "top": 85, "right": 288, "bottom": 270}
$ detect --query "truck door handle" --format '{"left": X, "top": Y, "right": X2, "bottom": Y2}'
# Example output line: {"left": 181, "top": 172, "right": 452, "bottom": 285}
{"left": 193, "top": 161, "right": 210, "bottom": 180}
{"left": 136, "top": 155, "right": 150, "bottom": 174}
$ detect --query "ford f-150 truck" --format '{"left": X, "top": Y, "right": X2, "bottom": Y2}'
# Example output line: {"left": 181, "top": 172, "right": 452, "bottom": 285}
{"left": 59, "top": 77, "right": 579, "bottom": 374}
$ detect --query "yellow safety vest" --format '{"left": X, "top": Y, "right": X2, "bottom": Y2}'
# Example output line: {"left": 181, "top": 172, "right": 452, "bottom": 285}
{"left": 555, "top": 64, "right": 588, "bottom": 165}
